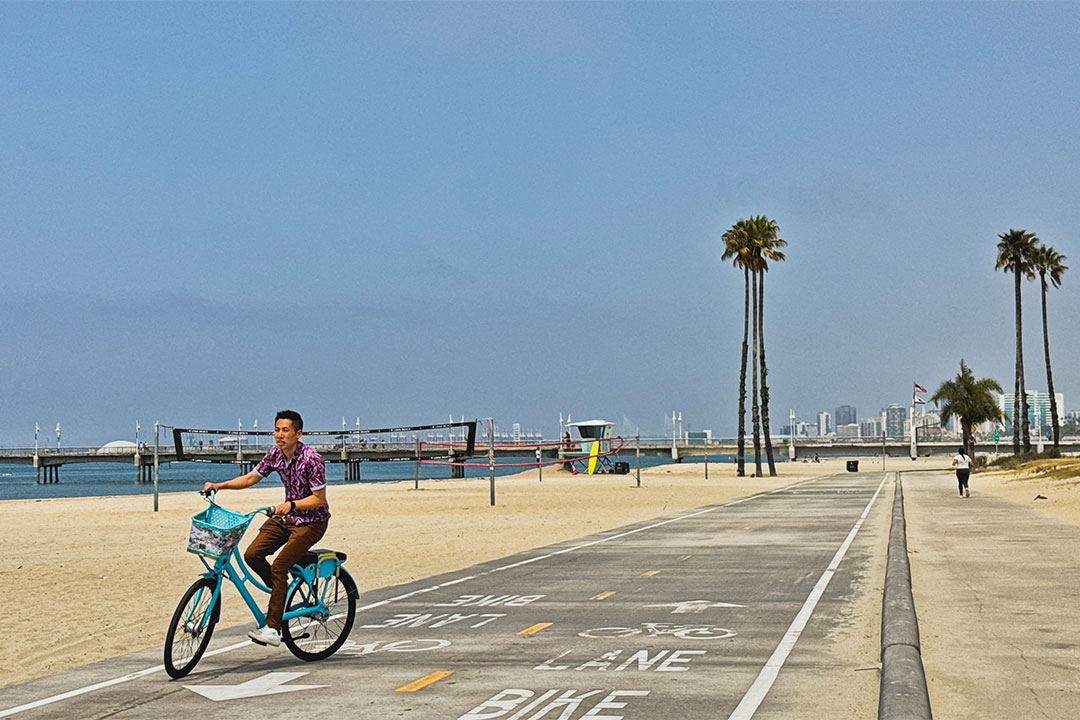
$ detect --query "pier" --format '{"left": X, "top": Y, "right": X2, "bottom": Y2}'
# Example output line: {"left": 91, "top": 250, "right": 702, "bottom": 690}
{"left": 3, "top": 436, "right": 1075, "bottom": 484}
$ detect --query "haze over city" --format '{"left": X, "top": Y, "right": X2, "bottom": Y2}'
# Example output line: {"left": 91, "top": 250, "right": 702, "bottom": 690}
{"left": 3, "top": 3, "right": 1080, "bottom": 445}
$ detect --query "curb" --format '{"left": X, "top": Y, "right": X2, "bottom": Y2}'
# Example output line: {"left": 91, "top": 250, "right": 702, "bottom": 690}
{"left": 878, "top": 474, "right": 933, "bottom": 720}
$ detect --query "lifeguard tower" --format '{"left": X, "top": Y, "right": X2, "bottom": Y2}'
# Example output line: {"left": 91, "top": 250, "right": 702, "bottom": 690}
{"left": 565, "top": 419, "right": 616, "bottom": 474}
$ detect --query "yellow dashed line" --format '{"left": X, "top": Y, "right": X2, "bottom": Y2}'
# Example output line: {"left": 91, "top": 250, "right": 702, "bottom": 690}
{"left": 519, "top": 622, "right": 553, "bottom": 636}
{"left": 704, "top": 543, "right": 715, "bottom": 547}
{"left": 641, "top": 570, "right": 661, "bottom": 577}
{"left": 397, "top": 671, "right": 453, "bottom": 692}
{"left": 743, "top": 526, "right": 751, "bottom": 531}
{"left": 592, "top": 591, "right": 616, "bottom": 600}
{"left": 679, "top": 555, "right": 692, "bottom": 561}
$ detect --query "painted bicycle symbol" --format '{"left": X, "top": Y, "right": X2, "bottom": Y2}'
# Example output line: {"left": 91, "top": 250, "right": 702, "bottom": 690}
{"left": 578, "top": 622, "right": 736, "bottom": 640}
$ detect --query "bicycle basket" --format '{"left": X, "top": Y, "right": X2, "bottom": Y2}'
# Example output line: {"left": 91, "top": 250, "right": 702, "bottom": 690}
{"left": 188, "top": 504, "right": 253, "bottom": 559}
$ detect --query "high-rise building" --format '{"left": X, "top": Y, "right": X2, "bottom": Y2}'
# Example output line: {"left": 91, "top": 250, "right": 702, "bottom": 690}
{"left": 860, "top": 417, "right": 882, "bottom": 439}
{"left": 884, "top": 404, "right": 906, "bottom": 439}
{"left": 818, "top": 411, "right": 831, "bottom": 437}
{"left": 836, "top": 423, "right": 860, "bottom": 438}
{"left": 999, "top": 391, "right": 1065, "bottom": 434}
{"left": 834, "top": 405, "right": 857, "bottom": 427}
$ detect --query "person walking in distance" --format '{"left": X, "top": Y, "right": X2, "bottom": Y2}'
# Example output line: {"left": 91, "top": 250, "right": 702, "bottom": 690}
{"left": 203, "top": 409, "right": 330, "bottom": 647}
{"left": 953, "top": 447, "right": 973, "bottom": 498}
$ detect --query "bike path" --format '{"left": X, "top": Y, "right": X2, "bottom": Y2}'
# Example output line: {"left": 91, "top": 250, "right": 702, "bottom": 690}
{"left": 1, "top": 472, "right": 891, "bottom": 720}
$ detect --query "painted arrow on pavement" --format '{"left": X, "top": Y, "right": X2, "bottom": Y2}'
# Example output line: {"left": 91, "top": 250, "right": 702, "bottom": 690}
{"left": 643, "top": 599, "right": 746, "bottom": 614}
{"left": 184, "top": 671, "right": 327, "bottom": 701}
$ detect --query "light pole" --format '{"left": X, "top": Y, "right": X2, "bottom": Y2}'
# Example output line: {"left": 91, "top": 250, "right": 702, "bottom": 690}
{"left": 56, "top": 422, "right": 61, "bottom": 449}
{"left": 789, "top": 409, "right": 796, "bottom": 461}
{"left": 34, "top": 423, "right": 39, "bottom": 455}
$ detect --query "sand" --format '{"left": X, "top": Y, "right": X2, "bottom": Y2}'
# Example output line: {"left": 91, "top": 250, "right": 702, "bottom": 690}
{"left": 3, "top": 453, "right": 1072, "bottom": 714}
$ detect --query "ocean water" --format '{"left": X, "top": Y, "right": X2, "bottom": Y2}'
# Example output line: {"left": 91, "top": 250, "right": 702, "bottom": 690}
{"left": 0, "top": 453, "right": 736, "bottom": 501}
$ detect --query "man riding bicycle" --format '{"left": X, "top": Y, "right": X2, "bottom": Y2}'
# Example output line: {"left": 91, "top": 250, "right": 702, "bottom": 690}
{"left": 203, "top": 409, "right": 330, "bottom": 647}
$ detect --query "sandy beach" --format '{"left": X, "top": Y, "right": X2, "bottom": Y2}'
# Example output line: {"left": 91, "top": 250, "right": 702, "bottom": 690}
{"left": 2, "top": 454, "right": 1076, "bottom": 704}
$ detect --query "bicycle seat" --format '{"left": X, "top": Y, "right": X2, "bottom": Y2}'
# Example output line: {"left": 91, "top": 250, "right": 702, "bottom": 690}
{"left": 298, "top": 548, "right": 347, "bottom": 566}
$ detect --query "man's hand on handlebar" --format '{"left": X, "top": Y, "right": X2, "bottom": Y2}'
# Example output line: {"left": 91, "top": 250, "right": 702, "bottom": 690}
{"left": 271, "top": 501, "right": 294, "bottom": 517}
{"left": 202, "top": 482, "right": 219, "bottom": 495}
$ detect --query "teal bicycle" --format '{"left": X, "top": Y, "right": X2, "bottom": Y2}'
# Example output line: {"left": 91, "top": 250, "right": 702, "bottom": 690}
{"left": 164, "top": 490, "right": 357, "bottom": 679}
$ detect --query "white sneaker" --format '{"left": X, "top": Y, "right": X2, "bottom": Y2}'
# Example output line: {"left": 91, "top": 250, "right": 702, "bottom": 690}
{"left": 248, "top": 626, "right": 281, "bottom": 647}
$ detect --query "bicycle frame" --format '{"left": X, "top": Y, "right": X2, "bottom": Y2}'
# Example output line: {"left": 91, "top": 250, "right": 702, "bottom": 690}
{"left": 191, "top": 546, "right": 339, "bottom": 630}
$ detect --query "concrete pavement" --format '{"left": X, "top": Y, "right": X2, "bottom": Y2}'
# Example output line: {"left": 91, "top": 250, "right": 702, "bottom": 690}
{"left": 902, "top": 469, "right": 1080, "bottom": 719}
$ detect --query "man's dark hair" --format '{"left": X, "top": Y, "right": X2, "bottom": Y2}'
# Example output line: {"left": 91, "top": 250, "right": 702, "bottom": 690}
{"left": 276, "top": 409, "right": 304, "bottom": 431}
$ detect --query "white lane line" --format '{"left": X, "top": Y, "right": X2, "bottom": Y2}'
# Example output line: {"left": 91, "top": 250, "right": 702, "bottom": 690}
{"left": 1, "top": 472, "right": 839, "bottom": 717}
{"left": 726, "top": 473, "right": 889, "bottom": 720}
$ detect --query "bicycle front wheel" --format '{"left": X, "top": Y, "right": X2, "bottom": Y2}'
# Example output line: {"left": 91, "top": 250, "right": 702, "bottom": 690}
{"left": 164, "top": 577, "right": 219, "bottom": 679}
{"left": 282, "top": 567, "right": 357, "bottom": 661}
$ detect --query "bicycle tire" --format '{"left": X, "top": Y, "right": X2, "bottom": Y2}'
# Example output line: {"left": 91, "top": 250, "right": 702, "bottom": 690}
{"left": 164, "top": 577, "right": 220, "bottom": 679}
{"left": 282, "top": 567, "right": 357, "bottom": 661}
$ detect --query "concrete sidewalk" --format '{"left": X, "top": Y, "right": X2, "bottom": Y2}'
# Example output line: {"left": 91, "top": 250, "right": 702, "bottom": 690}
{"left": 902, "top": 470, "right": 1080, "bottom": 719}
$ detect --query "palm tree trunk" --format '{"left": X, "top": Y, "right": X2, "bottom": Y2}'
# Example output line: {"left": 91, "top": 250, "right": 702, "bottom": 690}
{"left": 1040, "top": 277, "right": 1060, "bottom": 448}
{"left": 751, "top": 270, "right": 762, "bottom": 477}
{"left": 758, "top": 270, "right": 776, "bottom": 476}
{"left": 737, "top": 266, "right": 749, "bottom": 476}
{"left": 1013, "top": 267, "right": 1023, "bottom": 454}
{"left": 962, "top": 419, "right": 973, "bottom": 465}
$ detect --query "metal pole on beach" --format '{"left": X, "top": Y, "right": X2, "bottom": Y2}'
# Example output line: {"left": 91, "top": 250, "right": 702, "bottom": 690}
{"left": 414, "top": 433, "right": 421, "bottom": 490}
{"left": 153, "top": 422, "right": 160, "bottom": 512}
{"left": 635, "top": 432, "right": 641, "bottom": 488}
{"left": 488, "top": 418, "right": 496, "bottom": 506}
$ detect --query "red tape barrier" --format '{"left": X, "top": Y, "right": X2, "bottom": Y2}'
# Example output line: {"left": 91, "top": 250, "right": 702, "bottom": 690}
{"left": 420, "top": 436, "right": 626, "bottom": 468}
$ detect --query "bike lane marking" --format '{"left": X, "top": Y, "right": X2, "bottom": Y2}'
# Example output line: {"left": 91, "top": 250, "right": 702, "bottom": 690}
{"left": 725, "top": 473, "right": 889, "bottom": 720}
{"left": 0, "top": 474, "right": 831, "bottom": 718}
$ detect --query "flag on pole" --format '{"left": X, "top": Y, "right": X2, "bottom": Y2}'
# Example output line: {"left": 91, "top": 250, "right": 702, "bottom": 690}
{"left": 914, "top": 397, "right": 926, "bottom": 405}
{"left": 913, "top": 383, "right": 927, "bottom": 394}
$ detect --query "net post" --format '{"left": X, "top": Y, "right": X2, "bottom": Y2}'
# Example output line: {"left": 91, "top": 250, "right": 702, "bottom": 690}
{"left": 415, "top": 434, "right": 421, "bottom": 490}
{"left": 153, "top": 422, "right": 160, "bottom": 512}
{"left": 488, "top": 418, "right": 495, "bottom": 506}
{"left": 635, "top": 432, "right": 641, "bottom": 488}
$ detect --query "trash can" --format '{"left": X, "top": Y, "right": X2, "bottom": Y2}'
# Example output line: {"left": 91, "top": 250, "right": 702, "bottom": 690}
{"left": 846, "top": 460, "right": 859, "bottom": 472}
{"left": 613, "top": 461, "right": 630, "bottom": 475}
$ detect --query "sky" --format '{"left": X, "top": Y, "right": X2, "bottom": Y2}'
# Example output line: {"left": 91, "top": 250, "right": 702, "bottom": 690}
{"left": 3, "top": 2, "right": 1080, "bottom": 446}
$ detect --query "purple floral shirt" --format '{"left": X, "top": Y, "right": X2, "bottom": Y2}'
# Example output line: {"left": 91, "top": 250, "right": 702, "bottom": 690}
{"left": 254, "top": 442, "right": 330, "bottom": 525}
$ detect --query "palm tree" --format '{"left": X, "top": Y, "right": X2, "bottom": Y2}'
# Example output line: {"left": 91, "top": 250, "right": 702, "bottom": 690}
{"left": 1029, "top": 244, "right": 1067, "bottom": 448}
{"left": 931, "top": 360, "right": 1004, "bottom": 461}
{"left": 746, "top": 216, "right": 786, "bottom": 477}
{"left": 995, "top": 229, "right": 1038, "bottom": 454}
{"left": 721, "top": 221, "right": 753, "bottom": 476}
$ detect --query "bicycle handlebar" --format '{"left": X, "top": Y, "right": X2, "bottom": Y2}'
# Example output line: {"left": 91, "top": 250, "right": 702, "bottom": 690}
{"left": 199, "top": 488, "right": 275, "bottom": 518}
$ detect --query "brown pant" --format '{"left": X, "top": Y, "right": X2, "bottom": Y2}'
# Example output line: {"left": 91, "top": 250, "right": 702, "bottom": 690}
{"left": 244, "top": 517, "right": 327, "bottom": 630}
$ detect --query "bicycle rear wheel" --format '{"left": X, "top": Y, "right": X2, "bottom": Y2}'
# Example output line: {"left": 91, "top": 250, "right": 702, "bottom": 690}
{"left": 164, "top": 577, "right": 220, "bottom": 679}
{"left": 282, "top": 567, "right": 357, "bottom": 661}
